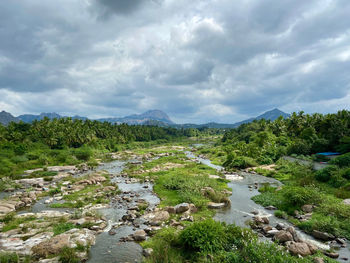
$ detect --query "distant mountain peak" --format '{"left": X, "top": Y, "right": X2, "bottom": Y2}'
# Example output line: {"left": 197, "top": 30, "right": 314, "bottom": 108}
{"left": 0, "top": 110, "right": 19, "bottom": 125}
{"left": 255, "top": 108, "right": 290, "bottom": 120}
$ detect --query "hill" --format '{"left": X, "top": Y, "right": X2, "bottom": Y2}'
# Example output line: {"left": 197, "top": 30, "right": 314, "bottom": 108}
{"left": 0, "top": 111, "right": 19, "bottom": 125}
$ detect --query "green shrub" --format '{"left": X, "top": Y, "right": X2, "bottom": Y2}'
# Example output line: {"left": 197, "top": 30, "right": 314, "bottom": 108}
{"left": 224, "top": 155, "right": 257, "bottom": 169}
{"left": 330, "top": 152, "right": 350, "bottom": 168}
{"left": 74, "top": 147, "right": 92, "bottom": 161}
{"left": 53, "top": 222, "right": 76, "bottom": 235}
{"left": 179, "top": 219, "right": 226, "bottom": 253}
{"left": 315, "top": 166, "right": 337, "bottom": 182}
{"left": 340, "top": 168, "right": 350, "bottom": 180}
{"left": 0, "top": 252, "right": 19, "bottom": 263}
{"left": 58, "top": 247, "right": 80, "bottom": 263}
{"left": 274, "top": 210, "right": 288, "bottom": 219}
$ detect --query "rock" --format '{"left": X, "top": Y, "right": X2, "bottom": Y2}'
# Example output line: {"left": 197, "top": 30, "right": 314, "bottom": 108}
{"left": 312, "top": 230, "right": 335, "bottom": 241}
{"left": 108, "top": 229, "right": 117, "bottom": 235}
{"left": 180, "top": 215, "right": 194, "bottom": 222}
{"left": 0, "top": 232, "right": 54, "bottom": 254}
{"left": 165, "top": 206, "right": 176, "bottom": 214}
{"left": 174, "top": 203, "right": 190, "bottom": 213}
{"left": 253, "top": 216, "right": 264, "bottom": 224}
{"left": 301, "top": 204, "right": 313, "bottom": 213}
{"left": 0, "top": 200, "right": 18, "bottom": 215}
{"left": 287, "top": 242, "right": 312, "bottom": 257}
{"left": 267, "top": 229, "right": 279, "bottom": 237}
{"left": 313, "top": 258, "right": 325, "bottom": 263}
{"left": 133, "top": 230, "right": 147, "bottom": 241}
{"left": 335, "top": 237, "right": 347, "bottom": 245}
{"left": 261, "top": 217, "right": 269, "bottom": 224}
{"left": 143, "top": 248, "right": 153, "bottom": 257}
{"left": 265, "top": 205, "right": 277, "bottom": 210}
{"left": 276, "top": 223, "right": 286, "bottom": 230}
{"left": 274, "top": 230, "right": 293, "bottom": 243}
{"left": 143, "top": 211, "right": 170, "bottom": 226}
{"left": 207, "top": 202, "right": 226, "bottom": 209}
{"left": 342, "top": 199, "right": 350, "bottom": 205}
{"left": 262, "top": 225, "right": 273, "bottom": 234}
{"left": 323, "top": 251, "right": 339, "bottom": 259}
{"left": 286, "top": 226, "right": 301, "bottom": 242}
{"left": 189, "top": 204, "right": 197, "bottom": 213}
{"left": 66, "top": 228, "right": 96, "bottom": 247}
{"left": 32, "top": 234, "right": 70, "bottom": 257}
{"left": 201, "top": 187, "right": 215, "bottom": 196}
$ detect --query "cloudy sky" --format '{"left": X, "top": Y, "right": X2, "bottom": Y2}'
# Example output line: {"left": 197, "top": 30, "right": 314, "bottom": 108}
{"left": 0, "top": 0, "right": 349, "bottom": 123}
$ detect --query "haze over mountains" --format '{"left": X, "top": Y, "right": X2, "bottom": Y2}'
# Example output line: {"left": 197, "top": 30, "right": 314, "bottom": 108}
{"left": 0, "top": 108, "right": 289, "bottom": 128}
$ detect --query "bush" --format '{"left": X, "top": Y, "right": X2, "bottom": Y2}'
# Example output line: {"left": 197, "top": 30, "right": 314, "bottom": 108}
{"left": 282, "top": 186, "right": 322, "bottom": 207}
{"left": 224, "top": 155, "right": 257, "bottom": 169}
{"left": 74, "top": 147, "right": 92, "bottom": 161}
{"left": 0, "top": 252, "right": 19, "bottom": 263}
{"left": 341, "top": 168, "right": 350, "bottom": 180}
{"left": 179, "top": 219, "right": 226, "bottom": 253}
{"left": 315, "top": 166, "right": 338, "bottom": 182}
{"left": 58, "top": 247, "right": 80, "bottom": 263}
{"left": 330, "top": 152, "right": 350, "bottom": 168}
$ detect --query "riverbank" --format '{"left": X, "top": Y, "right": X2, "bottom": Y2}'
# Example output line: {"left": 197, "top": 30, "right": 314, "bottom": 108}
{"left": 0, "top": 141, "right": 346, "bottom": 263}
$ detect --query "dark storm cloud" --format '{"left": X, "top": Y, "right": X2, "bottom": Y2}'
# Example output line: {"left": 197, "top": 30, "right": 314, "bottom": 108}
{"left": 0, "top": 0, "right": 349, "bottom": 123}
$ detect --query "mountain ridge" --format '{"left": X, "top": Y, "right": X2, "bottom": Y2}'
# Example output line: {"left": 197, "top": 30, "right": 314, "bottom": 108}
{"left": 0, "top": 108, "right": 290, "bottom": 128}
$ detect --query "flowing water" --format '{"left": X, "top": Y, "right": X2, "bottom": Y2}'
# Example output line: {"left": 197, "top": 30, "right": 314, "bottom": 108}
{"left": 185, "top": 150, "right": 350, "bottom": 262}
{"left": 87, "top": 160, "right": 160, "bottom": 263}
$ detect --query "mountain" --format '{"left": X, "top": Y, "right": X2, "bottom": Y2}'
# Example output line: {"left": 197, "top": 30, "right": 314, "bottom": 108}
{"left": 232, "top": 108, "right": 290, "bottom": 128}
{"left": 2, "top": 108, "right": 289, "bottom": 128}
{"left": 18, "top": 112, "right": 62, "bottom": 123}
{"left": 169, "top": 108, "right": 290, "bottom": 129}
{"left": 98, "top": 110, "right": 174, "bottom": 125}
{"left": 0, "top": 111, "right": 19, "bottom": 125}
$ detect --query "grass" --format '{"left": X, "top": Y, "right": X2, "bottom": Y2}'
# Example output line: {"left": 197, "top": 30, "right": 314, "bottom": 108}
{"left": 142, "top": 220, "right": 337, "bottom": 263}
{"left": 53, "top": 222, "right": 77, "bottom": 235}
{"left": 252, "top": 159, "right": 350, "bottom": 239}
{"left": 0, "top": 213, "right": 37, "bottom": 233}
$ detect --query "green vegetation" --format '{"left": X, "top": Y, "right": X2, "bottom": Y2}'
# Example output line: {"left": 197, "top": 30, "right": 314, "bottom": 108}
{"left": 126, "top": 151, "right": 229, "bottom": 210}
{"left": 58, "top": 247, "right": 80, "bottom": 263}
{"left": 53, "top": 222, "right": 77, "bottom": 235}
{"left": 222, "top": 110, "right": 350, "bottom": 169}
{"left": 251, "top": 161, "right": 350, "bottom": 239}
{"left": 0, "top": 252, "right": 19, "bottom": 263}
{"left": 0, "top": 213, "right": 37, "bottom": 232}
{"left": 143, "top": 220, "right": 335, "bottom": 263}
{"left": 0, "top": 118, "right": 194, "bottom": 179}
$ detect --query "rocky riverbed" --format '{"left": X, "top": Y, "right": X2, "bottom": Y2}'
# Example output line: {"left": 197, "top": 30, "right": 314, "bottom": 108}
{"left": 1, "top": 146, "right": 349, "bottom": 263}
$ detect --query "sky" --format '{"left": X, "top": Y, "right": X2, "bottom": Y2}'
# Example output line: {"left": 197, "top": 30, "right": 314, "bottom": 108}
{"left": 0, "top": 0, "right": 349, "bottom": 124}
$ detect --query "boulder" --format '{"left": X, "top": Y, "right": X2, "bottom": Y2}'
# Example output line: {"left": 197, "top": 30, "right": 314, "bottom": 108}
{"left": 165, "top": 206, "right": 176, "bottom": 214}
{"left": 343, "top": 199, "right": 350, "bottom": 205}
{"left": 32, "top": 234, "right": 70, "bottom": 257}
{"left": 274, "top": 230, "right": 293, "bottom": 243}
{"left": 287, "top": 242, "right": 312, "bottom": 257}
{"left": 313, "top": 258, "right": 325, "bottom": 263}
{"left": 143, "top": 248, "right": 153, "bottom": 257}
{"left": 301, "top": 204, "right": 313, "bottom": 213}
{"left": 312, "top": 230, "right": 335, "bottom": 241}
{"left": 0, "top": 232, "right": 54, "bottom": 255}
{"left": 133, "top": 230, "right": 147, "bottom": 241}
{"left": 189, "top": 204, "right": 197, "bottom": 213}
{"left": 323, "top": 252, "right": 339, "bottom": 259}
{"left": 174, "top": 203, "right": 190, "bottom": 214}
{"left": 207, "top": 202, "right": 226, "bottom": 209}
{"left": 286, "top": 226, "right": 301, "bottom": 242}
{"left": 143, "top": 211, "right": 170, "bottom": 226}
